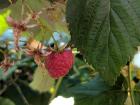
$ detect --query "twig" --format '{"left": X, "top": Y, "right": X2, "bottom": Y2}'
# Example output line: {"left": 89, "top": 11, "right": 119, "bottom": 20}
{"left": 21, "top": 0, "right": 25, "bottom": 19}
{"left": 0, "top": 76, "right": 18, "bottom": 95}
{"left": 0, "top": 85, "right": 7, "bottom": 95}
{"left": 12, "top": 80, "right": 30, "bottom": 105}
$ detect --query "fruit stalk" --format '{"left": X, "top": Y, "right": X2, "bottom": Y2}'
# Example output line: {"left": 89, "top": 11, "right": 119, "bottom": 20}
{"left": 49, "top": 77, "right": 63, "bottom": 102}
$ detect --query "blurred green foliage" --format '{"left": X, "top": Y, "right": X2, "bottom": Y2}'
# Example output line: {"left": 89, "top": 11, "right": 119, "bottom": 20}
{"left": 0, "top": 97, "right": 15, "bottom": 105}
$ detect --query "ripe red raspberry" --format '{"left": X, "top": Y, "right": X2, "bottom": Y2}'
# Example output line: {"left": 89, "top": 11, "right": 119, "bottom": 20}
{"left": 45, "top": 49, "right": 74, "bottom": 78}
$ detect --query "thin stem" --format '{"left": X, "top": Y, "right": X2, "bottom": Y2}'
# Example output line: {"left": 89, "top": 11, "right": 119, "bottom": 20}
{"left": 128, "top": 62, "right": 136, "bottom": 105}
{"left": 0, "top": 85, "right": 7, "bottom": 95}
{"left": 78, "top": 64, "right": 95, "bottom": 71}
{"left": 73, "top": 65, "right": 80, "bottom": 75}
{"left": 24, "top": 2, "right": 33, "bottom": 13}
{"left": 8, "top": 0, "right": 12, "bottom": 4}
{"left": 21, "top": 0, "right": 25, "bottom": 19}
{"left": 12, "top": 81, "right": 30, "bottom": 105}
{"left": 49, "top": 77, "right": 63, "bottom": 103}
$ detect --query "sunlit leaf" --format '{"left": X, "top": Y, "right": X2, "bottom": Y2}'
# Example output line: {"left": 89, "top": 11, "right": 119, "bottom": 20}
{"left": 0, "top": 10, "right": 10, "bottom": 35}
{"left": 30, "top": 66, "right": 55, "bottom": 93}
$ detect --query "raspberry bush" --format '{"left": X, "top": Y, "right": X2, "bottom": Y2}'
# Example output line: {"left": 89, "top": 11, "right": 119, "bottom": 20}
{"left": 0, "top": 0, "right": 140, "bottom": 105}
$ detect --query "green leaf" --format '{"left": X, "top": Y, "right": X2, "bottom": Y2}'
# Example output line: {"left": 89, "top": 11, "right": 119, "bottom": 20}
{"left": 30, "top": 66, "right": 55, "bottom": 93}
{"left": 0, "top": 97, "right": 15, "bottom": 105}
{"left": 67, "top": 0, "right": 140, "bottom": 85}
{"left": 7, "top": 0, "right": 54, "bottom": 41}
{"left": 8, "top": 0, "right": 48, "bottom": 20}
{"left": 62, "top": 75, "right": 127, "bottom": 105}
